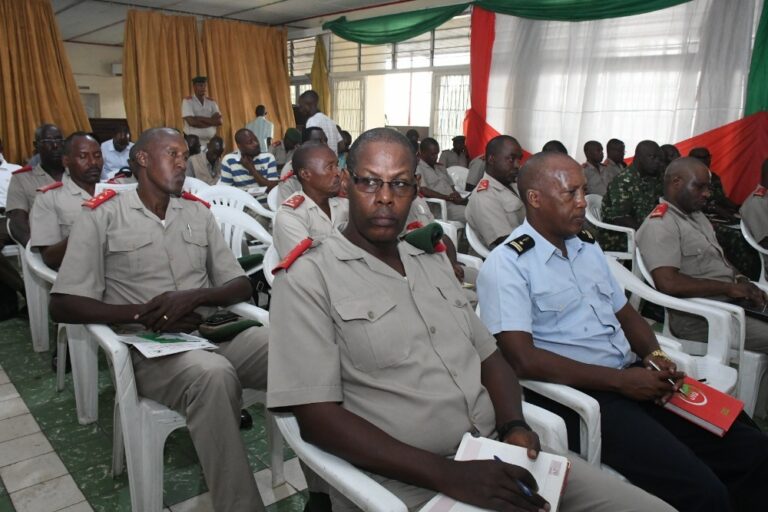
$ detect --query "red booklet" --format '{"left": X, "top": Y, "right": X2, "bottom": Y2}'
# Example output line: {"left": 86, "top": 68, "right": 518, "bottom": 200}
{"left": 663, "top": 377, "right": 743, "bottom": 437}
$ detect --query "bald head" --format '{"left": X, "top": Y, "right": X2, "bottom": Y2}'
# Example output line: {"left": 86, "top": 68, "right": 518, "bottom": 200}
{"left": 664, "top": 157, "right": 711, "bottom": 213}
{"left": 518, "top": 152, "right": 580, "bottom": 204}
{"left": 135, "top": 127, "right": 180, "bottom": 154}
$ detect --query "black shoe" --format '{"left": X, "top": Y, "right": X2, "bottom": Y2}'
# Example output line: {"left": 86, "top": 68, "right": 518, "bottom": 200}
{"left": 240, "top": 409, "right": 253, "bottom": 430}
{"left": 303, "top": 492, "right": 332, "bottom": 512}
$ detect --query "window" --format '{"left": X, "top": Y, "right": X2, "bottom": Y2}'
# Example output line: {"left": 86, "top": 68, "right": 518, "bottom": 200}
{"left": 433, "top": 14, "right": 471, "bottom": 67}
{"left": 332, "top": 79, "right": 364, "bottom": 140}
{"left": 287, "top": 37, "right": 316, "bottom": 78}
{"left": 289, "top": 83, "right": 313, "bottom": 105}
{"left": 432, "top": 73, "right": 470, "bottom": 151}
{"left": 330, "top": 35, "right": 359, "bottom": 72}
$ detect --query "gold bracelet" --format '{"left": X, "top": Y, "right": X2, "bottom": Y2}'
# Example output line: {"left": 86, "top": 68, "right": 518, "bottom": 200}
{"left": 648, "top": 349, "right": 671, "bottom": 361}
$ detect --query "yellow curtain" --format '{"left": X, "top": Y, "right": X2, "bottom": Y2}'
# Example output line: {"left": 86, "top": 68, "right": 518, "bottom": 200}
{"left": 123, "top": 10, "right": 205, "bottom": 136}
{"left": 0, "top": 0, "right": 90, "bottom": 163}
{"left": 202, "top": 19, "right": 294, "bottom": 150}
{"left": 310, "top": 36, "right": 332, "bottom": 115}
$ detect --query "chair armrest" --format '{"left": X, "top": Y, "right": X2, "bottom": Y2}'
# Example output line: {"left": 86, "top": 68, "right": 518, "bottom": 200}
{"left": 456, "top": 253, "right": 482, "bottom": 271}
{"left": 273, "top": 413, "right": 408, "bottom": 512}
{"left": 228, "top": 302, "right": 270, "bottom": 327}
{"left": 521, "top": 402, "right": 568, "bottom": 456}
{"left": 519, "top": 380, "right": 602, "bottom": 464}
{"left": 24, "top": 244, "right": 57, "bottom": 284}
{"left": 425, "top": 198, "right": 448, "bottom": 220}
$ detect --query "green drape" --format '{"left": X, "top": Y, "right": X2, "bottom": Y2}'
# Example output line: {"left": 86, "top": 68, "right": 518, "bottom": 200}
{"left": 474, "top": 0, "right": 691, "bottom": 21}
{"left": 322, "top": 3, "right": 470, "bottom": 45}
{"left": 746, "top": 0, "right": 768, "bottom": 115}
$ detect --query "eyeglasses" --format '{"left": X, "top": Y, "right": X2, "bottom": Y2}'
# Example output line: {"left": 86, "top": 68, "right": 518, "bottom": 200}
{"left": 348, "top": 171, "right": 416, "bottom": 196}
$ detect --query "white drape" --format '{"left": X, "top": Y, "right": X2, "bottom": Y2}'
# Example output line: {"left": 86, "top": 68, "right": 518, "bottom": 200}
{"left": 485, "top": 0, "right": 764, "bottom": 160}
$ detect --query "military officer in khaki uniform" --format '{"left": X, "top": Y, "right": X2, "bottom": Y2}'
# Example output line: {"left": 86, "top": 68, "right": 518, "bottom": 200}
{"left": 464, "top": 154, "right": 485, "bottom": 191}
{"left": 185, "top": 135, "right": 223, "bottom": 185}
{"left": 416, "top": 138, "right": 466, "bottom": 222}
{"left": 50, "top": 128, "right": 268, "bottom": 512}
{"left": 741, "top": 159, "right": 768, "bottom": 276}
{"left": 276, "top": 127, "right": 328, "bottom": 205}
{"left": 181, "top": 76, "right": 222, "bottom": 147}
{"left": 582, "top": 140, "right": 620, "bottom": 196}
{"left": 7, "top": 124, "right": 66, "bottom": 247}
{"left": 30, "top": 132, "right": 101, "bottom": 269}
{"left": 637, "top": 157, "right": 768, "bottom": 354}
{"left": 273, "top": 143, "right": 348, "bottom": 258}
{"left": 268, "top": 127, "right": 676, "bottom": 512}
{"left": 466, "top": 135, "right": 525, "bottom": 249}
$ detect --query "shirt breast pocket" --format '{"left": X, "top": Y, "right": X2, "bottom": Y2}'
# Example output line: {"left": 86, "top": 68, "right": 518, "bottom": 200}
{"left": 532, "top": 287, "right": 581, "bottom": 333}
{"left": 182, "top": 229, "right": 209, "bottom": 270}
{"left": 106, "top": 232, "right": 153, "bottom": 277}
{"left": 333, "top": 295, "right": 409, "bottom": 372}
{"left": 681, "top": 245, "right": 703, "bottom": 275}
{"left": 436, "top": 285, "right": 473, "bottom": 341}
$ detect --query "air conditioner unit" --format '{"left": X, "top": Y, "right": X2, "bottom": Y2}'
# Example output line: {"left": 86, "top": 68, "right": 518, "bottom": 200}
{"left": 111, "top": 63, "right": 123, "bottom": 76}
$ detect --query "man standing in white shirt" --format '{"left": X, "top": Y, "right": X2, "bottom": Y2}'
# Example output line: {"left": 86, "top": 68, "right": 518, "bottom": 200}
{"left": 0, "top": 137, "right": 21, "bottom": 213}
{"left": 245, "top": 105, "right": 273, "bottom": 151}
{"left": 299, "top": 90, "right": 341, "bottom": 156}
{"left": 181, "top": 76, "right": 222, "bottom": 147}
{"left": 100, "top": 126, "right": 133, "bottom": 180}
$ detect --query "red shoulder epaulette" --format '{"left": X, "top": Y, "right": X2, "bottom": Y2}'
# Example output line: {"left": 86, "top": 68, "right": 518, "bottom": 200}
{"left": 83, "top": 189, "right": 117, "bottom": 209}
{"left": 279, "top": 170, "right": 294, "bottom": 182}
{"left": 113, "top": 170, "right": 131, "bottom": 179}
{"left": 272, "top": 238, "right": 313, "bottom": 275}
{"left": 181, "top": 191, "right": 211, "bottom": 208}
{"left": 406, "top": 221, "right": 424, "bottom": 231}
{"left": 477, "top": 179, "right": 489, "bottom": 192}
{"left": 754, "top": 185, "right": 767, "bottom": 197}
{"left": 649, "top": 203, "right": 669, "bottom": 218}
{"left": 282, "top": 195, "right": 304, "bottom": 209}
{"left": 37, "top": 181, "right": 63, "bottom": 193}
{"left": 12, "top": 165, "right": 32, "bottom": 175}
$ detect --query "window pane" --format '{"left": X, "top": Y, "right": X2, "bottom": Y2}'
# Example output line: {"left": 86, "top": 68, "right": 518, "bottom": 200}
{"left": 288, "top": 37, "right": 316, "bottom": 78}
{"left": 361, "top": 43, "right": 393, "bottom": 71}
{"left": 331, "top": 35, "right": 360, "bottom": 72}
{"left": 332, "top": 79, "right": 364, "bottom": 141}
{"left": 433, "top": 74, "right": 470, "bottom": 151}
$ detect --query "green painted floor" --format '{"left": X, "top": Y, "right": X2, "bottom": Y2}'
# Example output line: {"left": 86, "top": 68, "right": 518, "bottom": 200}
{"left": 0, "top": 317, "right": 307, "bottom": 512}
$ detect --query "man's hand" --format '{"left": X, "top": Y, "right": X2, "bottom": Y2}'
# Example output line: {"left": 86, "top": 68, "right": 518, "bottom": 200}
{"left": 503, "top": 428, "right": 541, "bottom": 460}
{"left": 727, "top": 281, "right": 768, "bottom": 308}
{"left": 440, "top": 460, "right": 549, "bottom": 511}
{"left": 134, "top": 290, "right": 204, "bottom": 331}
{"left": 616, "top": 366, "right": 682, "bottom": 403}
{"left": 641, "top": 354, "right": 684, "bottom": 403}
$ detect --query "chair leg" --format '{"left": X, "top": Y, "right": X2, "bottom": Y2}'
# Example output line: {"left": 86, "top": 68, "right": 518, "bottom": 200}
{"left": 135, "top": 419, "right": 169, "bottom": 512}
{"left": 68, "top": 326, "right": 99, "bottom": 424}
{"left": 21, "top": 256, "right": 50, "bottom": 352}
{"left": 56, "top": 325, "right": 67, "bottom": 392}
{"left": 112, "top": 403, "right": 125, "bottom": 477}
{"left": 267, "top": 411, "right": 286, "bottom": 487}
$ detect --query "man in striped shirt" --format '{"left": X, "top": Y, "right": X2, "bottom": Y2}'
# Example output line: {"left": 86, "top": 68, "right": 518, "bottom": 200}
{"left": 221, "top": 128, "right": 278, "bottom": 190}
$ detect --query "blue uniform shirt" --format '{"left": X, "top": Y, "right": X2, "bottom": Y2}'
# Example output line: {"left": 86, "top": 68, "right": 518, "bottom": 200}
{"left": 477, "top": 219, "right": 635, "bottom": 370}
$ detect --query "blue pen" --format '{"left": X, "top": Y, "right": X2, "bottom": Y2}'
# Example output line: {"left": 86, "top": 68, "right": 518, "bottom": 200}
{"left": 494, "top": 455, "right": 533, "bottom": 497}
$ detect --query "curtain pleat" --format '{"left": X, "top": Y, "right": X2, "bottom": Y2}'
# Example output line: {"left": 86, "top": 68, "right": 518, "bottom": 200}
{"left": 310, "top": 37, "right": 331, "bottom": 115}
{"left": 201, "top": 19, "right": 294, "bottom": 151}
{"left": 122, "top": 10, "right": 204, "bottom": 136}
{"left": 0, "top": 0, "right": 90, "bottom": 163}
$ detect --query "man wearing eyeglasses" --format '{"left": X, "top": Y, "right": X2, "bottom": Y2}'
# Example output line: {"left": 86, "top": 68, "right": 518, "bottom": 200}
{"left": 7, "top": 124, "right": 66, "bottom": 247}
{"left": 268, "top": 127, "right": 675, "bottom": 512}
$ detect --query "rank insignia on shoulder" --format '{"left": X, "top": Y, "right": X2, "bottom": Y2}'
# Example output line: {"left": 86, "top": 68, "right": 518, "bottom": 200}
{"left": 405, "top": 220, "right": 424, "bottom": 232}
{"left": 577, "top": 230, "right": 595, "bottom": 243}
{"left": 649, "top": 203, "right": 668, "bottom": 218}
{"left": 37, "top": 181, "right": 63, "bottom": 193}
{"left": 12, "top": 165, "right": 32, "bottom": 175}
{"left": 181, "top": 191, "right": 211, "bottom": 208}
{"left": 279, "top": 170, "right": 294, "bottom": 182}
{"left": 272, "top": 238, "right": 313, "bottom": 275}
{"left": 83, "top": 189, "right": 117, "bottom": 209}
{"left": 282, "top": 194, "right": 305, "bottom": 209}
{"left": 755, "top": 186, "right": 767, "bottom": 197}
{"left": 477, "top": 179, "right": 489, "bottom": 192}
{"left": 506, "top": 234, "right": 535, "bottom": 254}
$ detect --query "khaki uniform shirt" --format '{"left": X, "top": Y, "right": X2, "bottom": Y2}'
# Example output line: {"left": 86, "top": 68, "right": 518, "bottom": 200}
{"left": 277, "top": 161, "right": 301, "bottom": 204}
{"left": 186, "top": 152, "right": 222, "bottom": 185}
{"left": 740, "top": 186, "right": 768, "bottom": 245}
{"left": 438, "top": 150, "right": 468, "bottom": 169}
{"left": 273, "top": 191, "right": 348, "bottom": 259}
{"left": 181, "top": 95, "right": 221, "bottom": 142}
{"left": 6, "top": 164, "right": 56, "bottom": 213}
{"left": 466, "top": 173, "right": 524, "bottom": 248}
{"left": 406, "top": 196, "right": 435, "bottom": 228}
{"left": 466, "top": 156, "right": 486, "bottom": 189}
{"left": 30, "top": 175, "right": 92, "bottom": 248}
{"left": 416, "top": 159, "right": 465, "bottom": 222}
{"left": 51, "top": 189, "right": 244, "bottom": 313}
{"left": 583, "top": 162, "right": 621, "bottom": 197}
{"left": 267, "top": 231, "right": 497, "bottom": 469}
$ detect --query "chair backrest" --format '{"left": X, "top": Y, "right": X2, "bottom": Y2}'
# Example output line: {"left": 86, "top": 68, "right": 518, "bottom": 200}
{"left": 197, "top": 185, "right": 275, "bottom": 220}
{"left": 424, "top": 198, "right": 448, "bottom": 221}
{"left": 447, "top": 165, "right": 469, "bottom": 191}
{"left": 435, "top": 220, "right": 458, "bottom": 247}
{"left": 634, "top": 249, "right": 656, "bottom": 286}
{"left": 585, "top": 194, "right": 603, "bottom": 223}
{"left": 263, "top": 244, "right": 279, "bottom": 287}
{"left": 740, "top": 220, "right": 768, "bottom": 284}
{"left": 465, "top": 223, "right": 490, "bottom": 258}
{"left": 210, "top": 205, "right": 273, "bottom": 258}
{"left": 95, "top": 182, "right": 138, "bottom": 196}
{"left": 24, "top": 244, "right": 57, "bottom": 284}
{"left": 183, "top": 176, "right": 210, "bottom": 195}
{"left": 267, "top": 186, "right": 279, "bottom": 212}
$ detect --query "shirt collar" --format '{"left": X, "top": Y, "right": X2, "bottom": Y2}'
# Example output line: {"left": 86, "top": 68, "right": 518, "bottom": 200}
{"left": 62, "top": 174, "right": 92, "bottom": 199}
{"left": 519, "top": 219, "right": 586, "bottom": 262}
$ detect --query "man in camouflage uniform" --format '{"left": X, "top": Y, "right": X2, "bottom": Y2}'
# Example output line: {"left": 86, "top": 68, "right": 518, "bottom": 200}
{"left": 599, "top": 140, "right": 664, "bottom": 252}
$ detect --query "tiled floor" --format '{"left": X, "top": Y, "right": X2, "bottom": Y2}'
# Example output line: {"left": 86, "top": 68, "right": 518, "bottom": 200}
{"left": 0, "top": 317, "right": 308, "bottom": 512}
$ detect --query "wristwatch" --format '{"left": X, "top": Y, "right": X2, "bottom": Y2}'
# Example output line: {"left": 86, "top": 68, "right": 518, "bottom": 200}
{"left": 497, "top": 419, "right": 532, "bottom": 441}
{"left": 647, "top": 349, "right": 671, "bottom": 362}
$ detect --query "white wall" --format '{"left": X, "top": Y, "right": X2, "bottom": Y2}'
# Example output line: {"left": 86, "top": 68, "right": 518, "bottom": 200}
{"left": 64, "top": 42, "right": 125, "bottom": 118}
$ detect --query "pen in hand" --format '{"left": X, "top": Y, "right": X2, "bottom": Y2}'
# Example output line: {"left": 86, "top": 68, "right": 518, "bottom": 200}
{"left": 647, "top": 359, "right": 678, "bottom": 388}
{"left": 493, "top": 455, "right": 533, "bottom": 497}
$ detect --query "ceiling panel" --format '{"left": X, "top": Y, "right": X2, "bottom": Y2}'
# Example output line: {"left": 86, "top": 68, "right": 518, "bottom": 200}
{"left": 56, "top": 1, "right": 127, "bottom": 40}
{"left": 72, "top": 23, "right": 126, "bottom": 45}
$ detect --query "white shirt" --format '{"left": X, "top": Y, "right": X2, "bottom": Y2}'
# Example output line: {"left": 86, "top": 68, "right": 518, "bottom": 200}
{"left": 305, "top": 112, "right": 341, "bottom": 155}
{"left": 181, "top": 95, "right": 221, "bottom": 142}
{"left": 245, "top": 116, "right": 274, "bottom": 151}
{"left": 0, "top": 155, "right": 21, "bottom": 209}
{"left": 100, "top": 139, "right": 134, "bottom": 181}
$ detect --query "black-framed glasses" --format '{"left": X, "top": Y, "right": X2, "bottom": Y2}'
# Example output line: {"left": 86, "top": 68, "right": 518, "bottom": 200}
{"left": 348, "top": 171, "right": 417, "bottom": 196}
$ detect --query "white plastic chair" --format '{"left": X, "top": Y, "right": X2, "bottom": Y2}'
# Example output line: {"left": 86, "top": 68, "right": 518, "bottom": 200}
{"left": 465, "top": 223, "right": 490, "bottom": 259}
{"left": 95, "top": 182, "right": 138, "bottom": 195}
{"left": 197, "top": 185, "right": 275, "bottom": 221}
{"left": 585, "top": 194, "right": 637, "bottom": 263}
{"left": 740, "top": 220, "right": 768, "bottom": 285}
{"left": 447, "top": 166, "right": 469, "bottom": 192}
{"left": 267, "top": 186, "right": 279, "bottom": 212}
{"left": 263, "top": 244, "right": 279, "bottom": 287}
{"left": 24, "top": 246, "right": 99, "bottom": 424}
{"left": 183, "top": 176, "right": 211, "bottom": 195}
{"left": 1, "top": 244, "right": 21, "bottom": 265}
{"left": 635, "top": 249, "right": 767, "bottom": 416}
{"left": 91, "top": 301, "right": 284, "bottom": 512}
{"left": 210, "top": 205, "right": 273, "bottom": 276}
{"left": 435, "top": 220, "right": 458, "bottom": 247}
{"left": 274, "top": 401, "right": 568, "bottom": 512}
{"left": 18, "top": 240, "right": 50, "bottom": 352}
